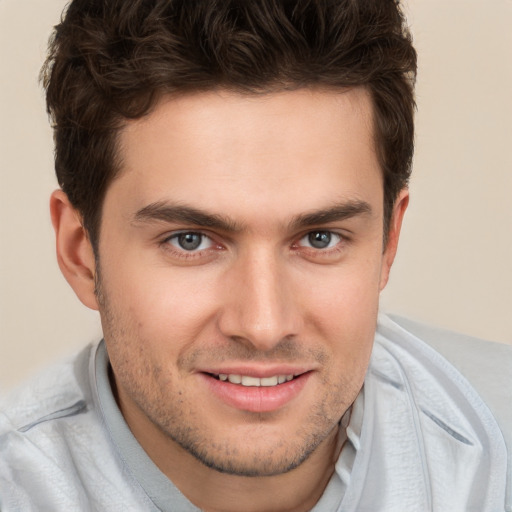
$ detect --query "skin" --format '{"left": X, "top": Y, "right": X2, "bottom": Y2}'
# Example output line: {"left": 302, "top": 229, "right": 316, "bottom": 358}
{"left": 51, "top": 87, "right": 408, "bottom": 512}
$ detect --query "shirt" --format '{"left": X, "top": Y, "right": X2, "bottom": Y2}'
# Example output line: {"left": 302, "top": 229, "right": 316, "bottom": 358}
{"left": 0, "top": 314, "right": 509, "bottom": 511}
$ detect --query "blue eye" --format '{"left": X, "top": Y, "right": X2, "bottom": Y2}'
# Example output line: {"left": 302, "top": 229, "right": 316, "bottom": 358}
{"left": 168, "top": 232, "right": 213, "bottom": 251}
{"left": 299, "top": 231, "right": 341, "bottom": 249}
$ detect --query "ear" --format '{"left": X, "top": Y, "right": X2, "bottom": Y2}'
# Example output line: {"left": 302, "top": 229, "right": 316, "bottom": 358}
{"left": 50, "top": 189, "right": 99, "bottom": 310}
{"left": 379, "top": 188, "right": 409, "bottom": 291}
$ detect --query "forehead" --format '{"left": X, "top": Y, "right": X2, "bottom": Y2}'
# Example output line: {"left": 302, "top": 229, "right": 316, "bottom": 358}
{"left": 110, "top": 87, "right": 381, "bottom": 222}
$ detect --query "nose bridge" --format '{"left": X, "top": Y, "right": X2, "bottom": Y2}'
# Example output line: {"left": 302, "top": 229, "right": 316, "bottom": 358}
{"left": 218, "top": 245, "right": 300, "bottom": 350}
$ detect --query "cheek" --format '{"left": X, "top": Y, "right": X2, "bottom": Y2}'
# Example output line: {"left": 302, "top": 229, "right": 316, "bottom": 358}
{"left": 301, "top": 258, "right": 382, "bottom": 322}
{"left": 297, "top": 260, "right": 380, "bottom": 362}
{"left": 101, "top": 260, "right": 221, "bottom": 348}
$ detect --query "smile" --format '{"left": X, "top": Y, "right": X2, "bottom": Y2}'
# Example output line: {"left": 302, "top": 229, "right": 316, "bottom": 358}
{"left": 214, "top": 374, "right": 296, "bottom": 387}
{"left": 201, "top": 371, "right": 311, "bottom": 412}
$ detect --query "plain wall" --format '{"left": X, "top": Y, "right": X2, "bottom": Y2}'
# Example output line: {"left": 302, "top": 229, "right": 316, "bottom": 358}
{"left": 1, "top": 0, "right": 511, "bottom": 392}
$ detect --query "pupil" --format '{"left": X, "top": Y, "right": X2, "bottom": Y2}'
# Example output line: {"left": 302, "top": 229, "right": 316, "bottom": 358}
{"left": 309, "top": 231, "right": 331, "bottom": 249}
{"left": 179, "top": 233, "right": 202, "bottom": 250}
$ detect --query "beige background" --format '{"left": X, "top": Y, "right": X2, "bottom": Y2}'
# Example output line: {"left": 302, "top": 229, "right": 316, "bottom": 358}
{"left": 1, "top": 0, "right": 511, "bottom": 392}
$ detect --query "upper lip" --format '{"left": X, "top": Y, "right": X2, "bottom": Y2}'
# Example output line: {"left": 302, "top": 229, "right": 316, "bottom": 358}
{"left": 197, "top": 364, "right": 314, "bottom": 378}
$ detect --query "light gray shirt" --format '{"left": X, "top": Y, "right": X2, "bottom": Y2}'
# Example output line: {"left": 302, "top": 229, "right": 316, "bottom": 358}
{"left": 0, "top": 315, "right": 509, "bottom": 511}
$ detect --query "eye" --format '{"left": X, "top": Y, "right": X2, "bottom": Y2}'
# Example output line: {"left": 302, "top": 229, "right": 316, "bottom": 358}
{"left": 298, "top": 231, "right": 341, "bottom": 249}
{"left": 167, "top": 232, "right": 213, "bottom": 252}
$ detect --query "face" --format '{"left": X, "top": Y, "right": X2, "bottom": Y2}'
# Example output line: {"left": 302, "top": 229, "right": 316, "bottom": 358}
{"left": 94, "top": 88, "right": 405, "bottom": 477}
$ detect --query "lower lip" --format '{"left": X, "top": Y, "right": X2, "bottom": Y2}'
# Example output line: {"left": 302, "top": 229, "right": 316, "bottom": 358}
{"left": 200, "top": 373, "right": 311, "bottom": 413}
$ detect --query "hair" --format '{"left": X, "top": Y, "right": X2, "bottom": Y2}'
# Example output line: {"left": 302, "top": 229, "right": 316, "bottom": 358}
{"left": 41, "top": 0, "right": 417, "bottom": 250}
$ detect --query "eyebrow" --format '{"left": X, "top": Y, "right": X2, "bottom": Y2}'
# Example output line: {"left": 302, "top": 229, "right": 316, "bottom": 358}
{"left": 133, "top": 199, "right": 372, "bottom": 232}
{"left": 289, "top": 200, "right": 373, "bottom": 230}
{"left": 133, "top": 202, "right": 242, "bottom": 232}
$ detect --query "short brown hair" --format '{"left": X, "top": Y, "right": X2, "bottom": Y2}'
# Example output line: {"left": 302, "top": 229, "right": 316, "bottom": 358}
{"left": 42, "top": 0, "right": 417, "bottom": 249}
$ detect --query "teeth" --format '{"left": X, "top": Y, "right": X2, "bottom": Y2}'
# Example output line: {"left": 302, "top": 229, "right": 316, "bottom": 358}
{"left": 260, "top": 376, "right": 278, "bottom": 386}
{"left": 242, "top": 376, "right": 261, "bottom": 386}
{"left": 217, "top": 374, "right": 296, "bottom": 387}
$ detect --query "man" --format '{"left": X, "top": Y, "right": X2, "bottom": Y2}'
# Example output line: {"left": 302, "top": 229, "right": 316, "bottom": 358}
{"left": 0, "top": 1, "right": 510, "bottom": 511}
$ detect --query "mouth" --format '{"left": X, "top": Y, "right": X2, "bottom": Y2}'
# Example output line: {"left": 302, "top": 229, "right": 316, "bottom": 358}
{"left": 200, "top": 370, "right": 311, "bottom": 413}
{"left": 207, "top": 373, "right": 299, "bottom": 387}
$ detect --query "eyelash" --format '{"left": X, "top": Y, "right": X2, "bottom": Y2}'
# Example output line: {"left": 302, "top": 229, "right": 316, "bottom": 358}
{"left": 291, "top": 230, "right": 348, "bottom": 259}
{"left": 160, "top": 231, "right": 221, "bottom": 260}
{"left": 159, "top": 229, "right": 348, "bottom": 261}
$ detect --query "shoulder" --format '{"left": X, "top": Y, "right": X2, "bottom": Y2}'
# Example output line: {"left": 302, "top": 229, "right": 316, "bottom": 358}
{"left": 377, "top": 314, "right": 512, "bottom": 509}
{"left": 0, "top": 342, "right": 155, "bottom": 511}
{"left": 0, "top": 343, "right": 93, "bottom": 434}
{"left": 385, "top": 314, "right": 512, "bottom": 438}
{"left": 0, "top": 343, "right": 113, "bottom": 510}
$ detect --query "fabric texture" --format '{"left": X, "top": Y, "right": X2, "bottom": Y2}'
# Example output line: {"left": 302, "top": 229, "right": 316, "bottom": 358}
{"left": 0, "top": 314, "right": 509, "bottom": 511}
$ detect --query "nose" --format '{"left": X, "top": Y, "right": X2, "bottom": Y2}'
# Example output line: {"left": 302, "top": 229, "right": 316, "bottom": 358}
{"left": 217, "top": 249, "right": 302, "bottom": 352}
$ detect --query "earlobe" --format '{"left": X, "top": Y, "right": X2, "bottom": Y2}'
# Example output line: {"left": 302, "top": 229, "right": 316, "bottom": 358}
{"left": 379, "top": 189, "right": 409, "bottom": 291}
{"left": 50, "top": 189, "right": 99, "bottom": 310}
